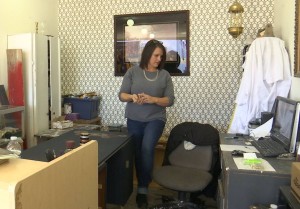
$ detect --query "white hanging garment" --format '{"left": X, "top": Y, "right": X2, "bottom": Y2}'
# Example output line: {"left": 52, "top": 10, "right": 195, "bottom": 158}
{"left": 228, "top": 37, "right": 292, "bottom": 134}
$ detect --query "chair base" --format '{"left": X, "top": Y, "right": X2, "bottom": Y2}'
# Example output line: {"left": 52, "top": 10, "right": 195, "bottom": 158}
{"left": 151, "top": 192, "right": 206, "bottom": 209}
{"left": 162, "top": 195, "right": 176, "bottom": 203}
{"left": 178, "top": 191, "right": 188, "bottom": 202}
{"left": 149, "top": 200, "right": 203, "bottom": 209}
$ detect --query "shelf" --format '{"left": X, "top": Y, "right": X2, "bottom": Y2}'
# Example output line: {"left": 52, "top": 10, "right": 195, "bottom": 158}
{"left": 0, "top": 105, "right": 25, "bottom": 114}
{"left": 0, "top": 105, "right": 25, "bottom": 142}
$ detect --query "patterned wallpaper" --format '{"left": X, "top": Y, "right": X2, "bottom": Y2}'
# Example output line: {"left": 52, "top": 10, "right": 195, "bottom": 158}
{"left": 58, "top": 0, "right": 273, "bottom": 134}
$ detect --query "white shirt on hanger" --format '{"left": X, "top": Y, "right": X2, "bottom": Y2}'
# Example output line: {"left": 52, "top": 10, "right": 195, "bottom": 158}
{"left": 228, "top": 37, "right": 291, "bottom": 134}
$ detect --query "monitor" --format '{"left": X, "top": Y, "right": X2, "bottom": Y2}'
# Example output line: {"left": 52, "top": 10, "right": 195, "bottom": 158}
{"left": 271, "top": 96, "right": 300, "bottom": 153}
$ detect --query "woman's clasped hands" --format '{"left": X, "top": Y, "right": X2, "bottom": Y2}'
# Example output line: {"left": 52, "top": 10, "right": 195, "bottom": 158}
{"left": 133, "top": 93, "right": 157, "bottom": 105}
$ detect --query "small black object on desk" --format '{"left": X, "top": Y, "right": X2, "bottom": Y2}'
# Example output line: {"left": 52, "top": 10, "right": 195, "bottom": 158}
{"left": 231, "top": 150, "right": 246, "bottom": 156}
{"left": 45, "top": 149, "right": 56, "bottom": 162}
{"left": 225, "top": 136, "right": 239, "bottom": 139}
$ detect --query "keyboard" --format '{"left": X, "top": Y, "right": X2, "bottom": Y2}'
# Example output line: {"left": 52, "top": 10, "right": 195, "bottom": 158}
{"left": 251, "top": 138, "right": 288, "bottom": 157}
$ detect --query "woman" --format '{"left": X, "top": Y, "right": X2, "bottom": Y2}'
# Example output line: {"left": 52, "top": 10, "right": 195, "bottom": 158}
{"left": 119, "top": 39, "right": 175, "bottom": 208}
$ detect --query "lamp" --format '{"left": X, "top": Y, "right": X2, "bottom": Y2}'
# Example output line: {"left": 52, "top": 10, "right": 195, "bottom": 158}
{"left": 228, "top": 0, "right": 244, "bottom": 38}
{"left": 127, "top": 19, "right": 134, "bottom": 26}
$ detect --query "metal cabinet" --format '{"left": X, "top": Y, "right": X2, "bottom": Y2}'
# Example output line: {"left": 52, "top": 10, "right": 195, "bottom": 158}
{"left": 218, "top": 133, "right": 292, "bottom": 209}
{"left": 106, "top": 138, "right": 134, "bottom": 205}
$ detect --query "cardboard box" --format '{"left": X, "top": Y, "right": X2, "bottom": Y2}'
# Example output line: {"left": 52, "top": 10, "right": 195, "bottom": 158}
{"left": 291, "top": 162, "right": 300, "bottom": 202}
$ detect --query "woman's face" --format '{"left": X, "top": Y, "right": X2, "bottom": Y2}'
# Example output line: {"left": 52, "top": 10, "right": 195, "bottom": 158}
{"left": 147, "top": 47, "right": 163, "bottom": 70}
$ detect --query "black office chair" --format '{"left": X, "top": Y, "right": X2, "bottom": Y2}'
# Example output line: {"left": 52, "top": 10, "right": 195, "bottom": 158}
{"left": 152, "top": 122, "right": 220, "bottom": 203}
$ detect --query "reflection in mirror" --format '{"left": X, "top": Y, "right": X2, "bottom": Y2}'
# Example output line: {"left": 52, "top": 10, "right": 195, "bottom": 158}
{"left": 164, "top": 50, "right": 183, "bottom": 74}
{"left": 114, "top": 11, "right": 190, "bottom": 76}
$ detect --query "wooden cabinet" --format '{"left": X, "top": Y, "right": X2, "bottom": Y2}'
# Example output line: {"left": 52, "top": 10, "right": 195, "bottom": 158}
{"left": 0, "top": 141, "right": 98, "bottom": 209}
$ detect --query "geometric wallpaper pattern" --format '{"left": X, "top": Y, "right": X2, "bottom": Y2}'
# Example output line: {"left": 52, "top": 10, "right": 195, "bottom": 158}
{"left": 58, "top": 0, "right": 274, "bottom": 134}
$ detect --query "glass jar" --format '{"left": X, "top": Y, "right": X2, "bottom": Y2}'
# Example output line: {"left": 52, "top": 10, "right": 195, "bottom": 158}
{"left": 6, "top": 136, "right": 22, "bottom": 155}
{"left": 64, "top": 140, "right": 75, "bottom": 153}
{"left": 80, "top": 132, "right": 90, "bottom": 144}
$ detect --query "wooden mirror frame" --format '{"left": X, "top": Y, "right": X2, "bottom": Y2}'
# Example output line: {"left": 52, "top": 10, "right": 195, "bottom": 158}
{"left": 295, "top": 0, "right": 300, "bottom": 77}
{"left": 114, "top": 10, "right": 190, "bottom": 76}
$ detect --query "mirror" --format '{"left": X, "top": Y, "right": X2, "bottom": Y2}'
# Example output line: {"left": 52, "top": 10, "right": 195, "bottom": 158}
{"left": 114, "top": 11, "right": 190, "bottom": 76}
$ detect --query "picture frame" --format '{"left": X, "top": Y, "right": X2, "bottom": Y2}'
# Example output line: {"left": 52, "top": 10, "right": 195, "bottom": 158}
{"left": 295, "top": 0, "right": 300, "bottom": 77}
{"left": 114, "top": 10, "right": 190, "bottom": 76}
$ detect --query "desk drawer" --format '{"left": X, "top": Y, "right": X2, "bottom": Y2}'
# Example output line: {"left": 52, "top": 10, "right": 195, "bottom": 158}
{"left": 98, "top": 163, "right": 107, "bottom": 209}
{"left": 107, "top": 139, "right": 134, "bottom": 205}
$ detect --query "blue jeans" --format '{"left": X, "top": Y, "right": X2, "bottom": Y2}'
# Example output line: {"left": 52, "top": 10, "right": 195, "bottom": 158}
{"left": 127, "top": 118, "right": 165, "bottom": 194}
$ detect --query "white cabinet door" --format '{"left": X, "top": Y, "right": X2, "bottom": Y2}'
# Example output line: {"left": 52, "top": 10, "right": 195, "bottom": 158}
{"left": 33, "top": 34, "right": 49, "bottom": 135}
{"left": 7, "top": 33, "right": 60, "bottom": 147}
{"left": 49, "top": 37, "right": 61, "bottom": 121}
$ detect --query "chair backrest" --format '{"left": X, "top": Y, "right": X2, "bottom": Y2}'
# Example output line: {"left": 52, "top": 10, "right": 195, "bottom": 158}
{"left": 168, "top": 142, "right": 212, "bottom": 171}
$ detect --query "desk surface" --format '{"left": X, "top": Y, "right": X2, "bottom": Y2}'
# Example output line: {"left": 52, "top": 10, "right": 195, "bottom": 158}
{"left": 35, "top": 124, "right": 100, "bottom": 137}
{"left": 22, "top": 130, "right": 132, "bottom": 164}
{"left": 220, "top": 133, "right": 293, "bottom": 174}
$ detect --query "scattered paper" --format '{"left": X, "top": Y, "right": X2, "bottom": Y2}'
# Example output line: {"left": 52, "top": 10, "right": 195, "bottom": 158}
{"left": 233, "top": 157, "right": 276, "bottom": 171}
{"left": 243, "top": 152, "right": 257, "bottom": 159}
{"left": 0, "top": 154, "right": 19, "bottom": 159}
{"left": 220, "top": 144, "right": 259, "bottom": 153}
{"left": 0, "top": 148, "right": 19, "bottom": 159}
{"left": 249, "top": 118, "right": 273, "bottom": 139}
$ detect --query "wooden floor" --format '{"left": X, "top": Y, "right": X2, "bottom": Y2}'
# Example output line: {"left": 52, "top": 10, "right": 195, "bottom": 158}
{"left": 106, "top": 185, "right": 217, "bottom": 209}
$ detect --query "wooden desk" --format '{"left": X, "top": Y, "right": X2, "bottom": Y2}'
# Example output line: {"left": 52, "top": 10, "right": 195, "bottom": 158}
{"left": 21, "top": 130, "right": 133, "bottom": 209}
{"left": 217, "top": 133, "right": 292, "bottom": 209}
{"left": 0, "top": 141, "right": 98, "bottom": 209}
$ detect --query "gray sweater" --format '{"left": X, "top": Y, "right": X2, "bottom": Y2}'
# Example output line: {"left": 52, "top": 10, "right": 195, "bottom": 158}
{"left": 119, "top": 66, "right": 175, "bottom": 122}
